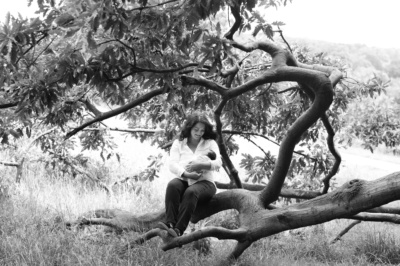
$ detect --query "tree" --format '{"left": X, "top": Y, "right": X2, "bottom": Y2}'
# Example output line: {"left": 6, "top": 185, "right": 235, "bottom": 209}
{"left": 1, "top": 0, "right": 399, "bottom": 262}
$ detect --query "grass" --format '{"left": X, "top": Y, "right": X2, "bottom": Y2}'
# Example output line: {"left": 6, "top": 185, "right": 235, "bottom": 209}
{"left": 1, "top": 137, "right": 400, "bottom": 265}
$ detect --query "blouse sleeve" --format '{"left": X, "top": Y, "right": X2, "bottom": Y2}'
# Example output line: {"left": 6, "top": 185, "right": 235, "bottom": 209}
{"left": 169, "top": 139, "right": 185, "bottom": 177}
{"left": 209, "top": 140, "right": 222, "bottom": 171}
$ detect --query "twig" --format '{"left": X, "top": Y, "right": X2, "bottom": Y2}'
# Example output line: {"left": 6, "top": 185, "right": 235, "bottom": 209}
{"left": 223, "top": 130, "right": 318, "bottom": 161}
{"left": 0, "top": 102, "right": 18, "bottom": 109}
{"left": 330, "top": 220, "right": 361, "bottom": 244}
{"left": 65, "top": 88, "right": 165, "bottom": 139}
{"left": 0, "top": 161, "right": 19, "bottom": 167}
{"left": 26, "top": 37, "right": 56, "bottom": 68}
{"left": 275, "top": 26, "right": 293, "bottom": 54}
{"left": 128, "top": 0, "right": 179, "bottom": 11}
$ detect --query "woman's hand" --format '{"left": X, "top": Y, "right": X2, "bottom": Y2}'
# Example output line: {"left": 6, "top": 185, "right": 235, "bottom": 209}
{"left": 183, "top": 171, "right": 202, "bottom": 180}
{"left": 185, "top": 161, "right": 203, "bottom": 172}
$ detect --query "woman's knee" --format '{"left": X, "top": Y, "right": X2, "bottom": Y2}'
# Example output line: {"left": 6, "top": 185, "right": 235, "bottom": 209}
{"left": 166, "top": 178, "right": 186, "bottom": 193}
{"left": 182, "top": 187, "right": 199, "bottom": 201}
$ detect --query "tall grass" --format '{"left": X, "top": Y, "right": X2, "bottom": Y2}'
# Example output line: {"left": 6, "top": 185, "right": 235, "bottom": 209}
{"left": 1, "top": 137, "right": 400, "bottom": 265}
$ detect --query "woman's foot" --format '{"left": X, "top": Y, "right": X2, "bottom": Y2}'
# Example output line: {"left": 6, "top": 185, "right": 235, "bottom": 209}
{"left": 155, "top": 222, "right": 179, "bottom": 238}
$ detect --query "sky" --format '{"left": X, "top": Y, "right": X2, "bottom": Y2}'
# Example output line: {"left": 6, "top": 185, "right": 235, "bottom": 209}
{"left": 1, "top": 0, "right": 399, "bottom": 49}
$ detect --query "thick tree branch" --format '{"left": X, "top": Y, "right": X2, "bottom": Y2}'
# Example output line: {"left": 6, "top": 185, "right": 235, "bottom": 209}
{"left": 215, "top": 181, "right": 322, "bottom": 199}
{"left": 161, "top": 227, "right": 248, "bottom": 251}
{"left": 181, "top": 75, "right": 228, "bottom": 95}
{"left": 351, "top": 212, "right": 400, "bottom": 223}
{"left": 76, "top": 173, "right": 400, "bottom": 259}
{"left": 245, "top": 173, "right": 400, "bottom": 243}
{"left": 65, "top": 88, "right": 165, "bottom": 139}
{"left": 367, "top": 206, "right": 400, "bottom": 215}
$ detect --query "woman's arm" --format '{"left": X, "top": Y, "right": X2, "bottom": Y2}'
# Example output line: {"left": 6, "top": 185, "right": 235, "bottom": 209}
{"left": 208, "top": 140, "right": 222, "bottom": 171}
{"left": 182, "top": 171, "right": 202, "bottom": 180}
{"left": 169, "top": 140, "right": 186, "bottom": 177}
{"left": 185, "top": 140, "right": 222, "bottom": 172}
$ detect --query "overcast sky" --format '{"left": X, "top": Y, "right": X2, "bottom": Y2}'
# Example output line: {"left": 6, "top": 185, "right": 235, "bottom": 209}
{"left": 1, "top": 0, "right": 399, "bottom": 49}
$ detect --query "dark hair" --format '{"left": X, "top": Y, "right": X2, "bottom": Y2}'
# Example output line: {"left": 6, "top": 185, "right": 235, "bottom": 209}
{"left": 179, "top": 112, "right": 218, "bottom": 141}
{"left": 206, "top": 150, "right": 216, "bottom": 160}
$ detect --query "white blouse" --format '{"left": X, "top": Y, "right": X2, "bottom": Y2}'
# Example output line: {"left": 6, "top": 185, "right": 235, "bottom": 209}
{"left": 169, "top": 138, "right": 222, "bottom": 185}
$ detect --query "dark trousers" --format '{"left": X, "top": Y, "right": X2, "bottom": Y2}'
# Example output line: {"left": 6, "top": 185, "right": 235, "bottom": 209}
{"left": 165, "top": 178, "right": 216, "bottom": 233}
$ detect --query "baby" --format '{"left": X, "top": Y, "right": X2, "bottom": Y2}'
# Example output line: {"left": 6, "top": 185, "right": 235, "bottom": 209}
{"left": 185, "top": 150, "right": 216, "bottom": 185}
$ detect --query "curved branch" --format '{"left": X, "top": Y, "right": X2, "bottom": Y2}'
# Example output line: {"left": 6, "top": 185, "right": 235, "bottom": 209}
{"left": 214, "top": 99, "right": 243, "bottom": 188}
{"left": 65, "top": 88, "right": 165, "bottom": 139}
{"left": 321, "top": 114, "right": 341, "bottom": 193}
{"left": 224, "top": 2, "right": 241, "bottom": 40}
{"left": 121, "top": 229, "right": 160, "bottom": 253}
{"left": 162, "top": 226, "right": 248, "bottom": 251}
{"left": 181, "top": 75, "right": 228, "bottom": 94}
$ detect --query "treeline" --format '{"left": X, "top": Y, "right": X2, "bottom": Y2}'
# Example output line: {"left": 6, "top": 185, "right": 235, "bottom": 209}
{"left": 291, "top": 38, "right": 400, "bottom": 96}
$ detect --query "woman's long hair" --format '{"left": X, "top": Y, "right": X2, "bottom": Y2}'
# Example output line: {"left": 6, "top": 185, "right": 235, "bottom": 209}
{"left": 179, "top": 112, "right": 218, "bottom": 141}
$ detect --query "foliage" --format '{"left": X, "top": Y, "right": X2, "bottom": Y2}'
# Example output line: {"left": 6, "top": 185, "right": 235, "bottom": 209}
{"left": 340, "top": 94, "right": 400, "bottom": 155}
{"left": 0, "top": 0, "right": 396, "bottom": 191}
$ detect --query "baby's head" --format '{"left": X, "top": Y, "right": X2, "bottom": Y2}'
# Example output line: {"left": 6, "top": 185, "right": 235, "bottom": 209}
{"left": 206, "top": 150, "right": 216, "bottom": 160}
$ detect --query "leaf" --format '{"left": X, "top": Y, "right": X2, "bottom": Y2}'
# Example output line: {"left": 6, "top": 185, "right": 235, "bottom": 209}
{"left": 252, "top": 24, "right": 262, "bottom": 37}
{"left": 26, "top": 127, "right": 31, "bottom": 138}
{"left": 191, "top": 29, "right": 203, "bottom": 43}
{"left": 263, "top": 24, "right": 274, "bottom": 40}
{"left": 87, "top": 30, "right": 97, "bottom": 49}
{"left": 245, "top": 0, "right": 257, "bottom": 10}
{"left": 65, "top": 27, "right": 80, "bottom": 38}
{"left": 216, "top": 22, "right": 221, "bottom": 37}
{"left": 92, "top": 15, "right": 100, "bottom": 32}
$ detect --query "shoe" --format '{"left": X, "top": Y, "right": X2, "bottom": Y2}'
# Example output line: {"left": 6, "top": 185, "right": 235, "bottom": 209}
{"left": 155, "top": 222, "right": 179, "bottom": 238}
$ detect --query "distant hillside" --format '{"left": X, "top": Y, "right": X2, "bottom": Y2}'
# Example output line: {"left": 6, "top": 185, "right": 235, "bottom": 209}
{"left": 288, "top": 37, "right": 400, "bottom": 97}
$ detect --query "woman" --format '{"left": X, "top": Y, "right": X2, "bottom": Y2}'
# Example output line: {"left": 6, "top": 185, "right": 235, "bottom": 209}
{"left": 157, "top": 112, "right": 222, "bottom": 238}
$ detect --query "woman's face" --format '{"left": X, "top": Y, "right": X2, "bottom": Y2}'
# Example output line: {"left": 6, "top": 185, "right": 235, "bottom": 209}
{"left": 190, "top": 122, "right": 205, "bottom": 141}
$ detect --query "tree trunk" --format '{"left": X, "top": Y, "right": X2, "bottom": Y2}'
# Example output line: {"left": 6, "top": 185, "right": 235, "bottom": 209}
{"left": 69, "top": 172, "right": 400, "bottom": 260}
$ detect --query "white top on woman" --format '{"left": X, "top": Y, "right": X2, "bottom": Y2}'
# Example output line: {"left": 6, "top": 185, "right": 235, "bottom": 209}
{"left": 169, "top": 138, "right": 222, "bottom": 186}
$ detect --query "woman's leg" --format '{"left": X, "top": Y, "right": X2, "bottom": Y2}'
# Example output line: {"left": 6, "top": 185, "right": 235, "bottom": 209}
{"left": 174, "top": 181, "right": 216, "bottom": 234}
{"left": 165, "top": 178, "right": 188, "bottom": 226}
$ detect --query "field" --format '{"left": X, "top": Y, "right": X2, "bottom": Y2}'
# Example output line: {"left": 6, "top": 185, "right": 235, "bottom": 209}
{"left": 1, "top": 136, "right": 400, "bottom": 266}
